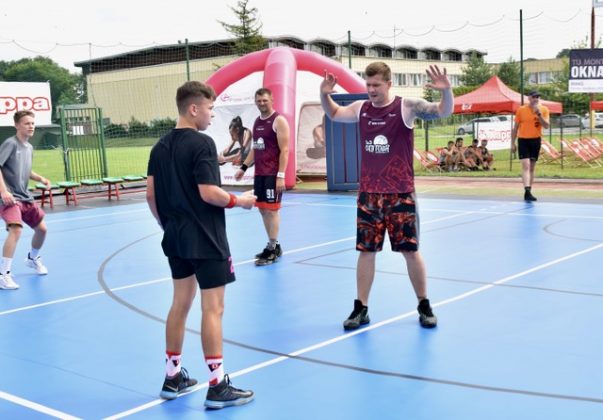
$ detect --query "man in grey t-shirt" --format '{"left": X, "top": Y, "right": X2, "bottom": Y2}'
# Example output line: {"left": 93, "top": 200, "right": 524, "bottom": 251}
{"left": 0, "top": 110, "right": 52, "bottom": 290}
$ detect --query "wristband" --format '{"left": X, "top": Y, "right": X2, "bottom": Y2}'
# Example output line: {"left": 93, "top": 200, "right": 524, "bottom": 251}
{"left": 225, "top": 193, "right": 237, "bottom": 209}
{"left": 277, "top": 171, "right": 285, "bottom": 179}
{"left": 240, "top": 164, "right": 248, "bottom": 172}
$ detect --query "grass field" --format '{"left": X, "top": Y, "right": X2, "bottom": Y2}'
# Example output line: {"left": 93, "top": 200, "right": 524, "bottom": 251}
{"left": 32, "top": 145, "right": 151, "bottom": 184}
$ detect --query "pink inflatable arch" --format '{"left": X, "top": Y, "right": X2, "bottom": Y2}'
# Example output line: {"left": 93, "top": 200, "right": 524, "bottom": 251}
{"left": 206, "top": 47, "right": 366, "bottom": 188}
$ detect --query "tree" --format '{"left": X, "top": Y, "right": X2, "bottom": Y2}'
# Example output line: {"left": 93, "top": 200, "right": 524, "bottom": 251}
{"left": 1, "top": 56, "right": 84, "bottom": 119}
{"left": 459, "top": 52, "right": 493, "bottom": 88}
{"left": 219, "top": 0, "right": 267, "bottom": 55}
{"left": 496, "top": 57, "right": 521, "bottom": 90}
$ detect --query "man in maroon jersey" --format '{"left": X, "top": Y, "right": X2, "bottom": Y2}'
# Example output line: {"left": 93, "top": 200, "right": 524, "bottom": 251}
{"left": 320, "top": 62, "right": 453, "bottom": 329}
{"left": 235, "top": 88, "right": 290, "bottom": 266}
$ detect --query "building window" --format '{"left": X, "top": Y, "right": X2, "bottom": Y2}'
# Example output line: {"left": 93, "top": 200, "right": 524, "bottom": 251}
{"left": 538, "top": 71, "right": 553, "bottom": 84}
{"left": 393, "top": 73, "right": 407, "bottom": 86}
{"left": 448, "top": 74, "right": 460, "bottom": 87}
{"left": 410, "top": 73, "right": 424, "bottom": 86}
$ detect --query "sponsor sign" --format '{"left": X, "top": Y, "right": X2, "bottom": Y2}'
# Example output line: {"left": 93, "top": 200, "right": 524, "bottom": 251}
{"left": 0, "top": 82, "right": 52, "bottom": 126}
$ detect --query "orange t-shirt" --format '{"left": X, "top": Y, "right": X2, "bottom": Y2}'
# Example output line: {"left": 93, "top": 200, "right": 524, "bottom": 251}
{"left": 515, "top": 105, "right": 549, "bottom": 138}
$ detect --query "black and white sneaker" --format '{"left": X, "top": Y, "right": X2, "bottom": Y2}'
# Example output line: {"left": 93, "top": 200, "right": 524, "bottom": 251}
{"left": 159, "top": 368, "right": 198, "bottom": 400}
{"left": 204, "top": 374, "right": 254, "bottom": 409}
{"left": 343, "top": 299, "right": 370, "bottom": 330}
{"left": 255, "top": 243, "right": 282, "bottom": 259}
{"left": 255, "top": 247, "right": 279, "bottom": 266}
{"left": 417, "top": 299, "right": 437, "bottom": 328}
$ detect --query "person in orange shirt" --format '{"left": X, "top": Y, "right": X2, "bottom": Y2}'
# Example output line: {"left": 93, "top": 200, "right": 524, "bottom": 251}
{"left": 511, "top": 90, "right": 550, "bottom": 201}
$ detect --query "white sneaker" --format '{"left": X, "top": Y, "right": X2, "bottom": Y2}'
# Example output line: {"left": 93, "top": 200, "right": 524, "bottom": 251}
{"left": 25, "top": 255, "right": 48, "bottom": 275}
{"left": 0, "top": 272, "right": 19, "bottom": 289}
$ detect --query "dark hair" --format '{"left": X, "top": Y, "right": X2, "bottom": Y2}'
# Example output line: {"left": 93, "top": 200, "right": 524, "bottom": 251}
{"left": 229, "top": 116, "right": 245, "bottom": 142}
{"left": 455, "top": 137, "right": 463, "bottom": 142}
{"left": 255, "top": 87, "right": 273, "bottom": 98}
{"left": 14, "top": 110, "right": 35, "bottom": 124}
{"left": 365, "top": 62, "right": 391, "bottom": 82}
{"left": 176, "top": 81, "right": 216, "bottom": 115}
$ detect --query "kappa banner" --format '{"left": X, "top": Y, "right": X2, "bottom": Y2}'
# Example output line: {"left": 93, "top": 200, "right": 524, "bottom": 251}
{"left": 475, "top": 121, "right": 513, "bottom": 150}
{"left": 0, "top": 82, "right": 52, "bottom": 126}
{"left": 569, "top": 49, "right": 603, "bottom": 93}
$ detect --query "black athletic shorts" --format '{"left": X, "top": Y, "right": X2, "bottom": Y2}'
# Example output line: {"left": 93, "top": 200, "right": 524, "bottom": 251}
{"left": 168, "top": 256, "right": 235, "bottom": 289}
{"left": 254, "top": 175, "right": 282, "bottom": 210}
{"left": 517, "top": 138, "right": 541, "bottom": 161}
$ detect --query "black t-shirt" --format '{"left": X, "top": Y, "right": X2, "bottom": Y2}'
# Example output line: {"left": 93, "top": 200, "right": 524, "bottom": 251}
{"left": 147, "top": 128, "right": 230, "bottom": 259}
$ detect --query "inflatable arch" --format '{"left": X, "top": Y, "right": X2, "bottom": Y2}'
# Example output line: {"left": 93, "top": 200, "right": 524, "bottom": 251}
{"left": 206, "top": 47, "right": 366, "bottom": 188}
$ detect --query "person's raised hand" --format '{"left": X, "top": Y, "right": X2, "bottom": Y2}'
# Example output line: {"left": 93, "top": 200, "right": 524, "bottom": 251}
{"left": 425, "top": 65, "right": 450, "bottom": 91}
{"left": 320, "top": 71, "right": 338, "bottom": 95}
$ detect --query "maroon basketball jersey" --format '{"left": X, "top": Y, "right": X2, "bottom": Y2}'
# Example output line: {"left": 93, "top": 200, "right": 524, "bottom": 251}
{"left": 252, "top": 112, "right": 280, "bottom": 176}
{"left": 358, "top": 97, "right": 414, "bottom": 193}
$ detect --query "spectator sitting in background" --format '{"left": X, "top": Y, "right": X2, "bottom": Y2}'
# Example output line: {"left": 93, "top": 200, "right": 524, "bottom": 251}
{"left": 479, "top": 139, "right": 494, "bottom": 170}
{"left": 439, "top": 140, "right": 460, "bottom": 171}
{"left": 455, "top": 137, "right": 477, "bottom": 171}
{"left": 464, "top": 138, "right": 483, "bottom": 170}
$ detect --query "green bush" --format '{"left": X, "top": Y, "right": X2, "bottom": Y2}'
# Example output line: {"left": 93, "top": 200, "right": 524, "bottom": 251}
{"left": 104, "top": 123, "right": 128, "bottom": 139}
{"left": 149, "top": 117, "right": 176, "bottom": 137}
{"left": 127, "top": 118, "right": 150, "bottom": 138}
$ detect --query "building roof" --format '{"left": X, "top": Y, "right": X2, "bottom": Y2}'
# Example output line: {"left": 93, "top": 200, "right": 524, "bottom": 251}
{"left": 74, "top": 36, "right": 487, "bottom": 74}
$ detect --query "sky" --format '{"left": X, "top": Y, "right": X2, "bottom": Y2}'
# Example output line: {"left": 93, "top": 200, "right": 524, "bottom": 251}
{"left": 1, "top": 0, "right": 602, "bottom": 73}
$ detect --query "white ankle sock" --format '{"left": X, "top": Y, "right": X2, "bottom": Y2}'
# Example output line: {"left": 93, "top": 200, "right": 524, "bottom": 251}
{"left": 1, "top": 257, "right": 13, "bottom": 274}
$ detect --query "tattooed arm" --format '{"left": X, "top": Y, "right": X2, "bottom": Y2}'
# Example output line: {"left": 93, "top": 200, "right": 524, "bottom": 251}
{"left": 404, "top": 65, "right": 454, "bottom": 123}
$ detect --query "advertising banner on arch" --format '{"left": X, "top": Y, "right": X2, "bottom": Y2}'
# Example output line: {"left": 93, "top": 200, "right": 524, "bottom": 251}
{"left": 205, "top": 71, "right": 329, "bottom": 185}
{"left": 0, "top": 82, "right": 52, "bottom": 126}
{"left": 569, "top": 49, "right": 603, "bottom": 93}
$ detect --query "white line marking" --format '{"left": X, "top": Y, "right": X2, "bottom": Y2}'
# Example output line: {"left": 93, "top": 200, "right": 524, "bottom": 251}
{"left": 0, "top": 390, "right": 82, "bottom": 420}
{"left": 0, "top": 210, "right": 491, "bottom": 317}
{"left": 46, "top": 208, "right": 149, "bottom": 224}
{"left": 104, "top": 240, "right": 603, "bottom": 419}
{"left": 0, "top": 278, "right": 168, "bottom": 316}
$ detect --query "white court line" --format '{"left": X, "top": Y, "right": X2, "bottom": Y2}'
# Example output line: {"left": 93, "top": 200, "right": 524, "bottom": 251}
{"left": 45, "top": 208, "right": 149, "bottom": 224}
{"left": 286, "top": 200, "right": 603, "bottom": 221}
{"left": 0, "top": 278, "right": 168, "bottom": 316}
{"left": 0, "top": 211, "right": 474, "bottom": 317}
{"left": 104, "top": 240, "right": 603, "bottom": 419}
{"left": 0, "top": 390, "right": 82, "bottom": 420}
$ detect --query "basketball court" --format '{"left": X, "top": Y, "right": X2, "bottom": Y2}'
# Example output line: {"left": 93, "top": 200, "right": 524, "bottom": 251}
{"left": 1, "top": 190, "right": 602, "bottom": 419}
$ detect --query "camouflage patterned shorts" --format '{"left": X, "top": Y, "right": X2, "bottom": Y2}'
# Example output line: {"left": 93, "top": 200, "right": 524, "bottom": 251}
{"left": 356, "top": 192, "right": 419, "bottom": 252}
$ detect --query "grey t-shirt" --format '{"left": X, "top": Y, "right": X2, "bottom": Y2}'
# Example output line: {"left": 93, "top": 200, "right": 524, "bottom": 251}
{"left": 0, "top": 136, "right": 34, "bottom": 203}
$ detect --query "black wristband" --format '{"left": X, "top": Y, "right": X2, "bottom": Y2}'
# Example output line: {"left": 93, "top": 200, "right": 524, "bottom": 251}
{"left": 240, "top": 164, "right": 248, "bottom": 172}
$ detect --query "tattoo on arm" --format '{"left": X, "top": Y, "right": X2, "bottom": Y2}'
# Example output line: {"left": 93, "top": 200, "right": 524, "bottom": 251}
{"left": 414, "top": 101, "right": 440, "bottom": 121}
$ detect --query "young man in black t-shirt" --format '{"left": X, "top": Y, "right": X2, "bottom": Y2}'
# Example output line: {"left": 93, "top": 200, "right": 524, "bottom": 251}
{"left": 147, "top": 81, "right": 256, "bottom": 409}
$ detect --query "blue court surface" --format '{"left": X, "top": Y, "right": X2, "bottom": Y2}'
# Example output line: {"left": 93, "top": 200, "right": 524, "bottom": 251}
{"left": 1, "top": 191, "right": 602, "bottom": 419}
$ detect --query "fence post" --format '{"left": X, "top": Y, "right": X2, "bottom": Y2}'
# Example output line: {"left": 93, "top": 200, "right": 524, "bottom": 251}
{"left": 59, "top": 106, "right": 72, "bottom": 181}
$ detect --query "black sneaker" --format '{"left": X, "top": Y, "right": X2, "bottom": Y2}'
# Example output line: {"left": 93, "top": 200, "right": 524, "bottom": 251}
{"left": 417, "top": 299, "right": 437, "bottom": 328}
{"left": 343, "top": 299, "right": 370, "bottom": 330}
{"left": 159, "top": 367, "right": 198, "bottom": 400}
{"left": 524, "top": 191, "right": 537, "bottom": 202}
{"left": 204, "top": 374, "right": 254, "bottom": 409}
{"left": 255, "top": 248, "right": 278, "bottom": 266}
{"left": 255, "top": 243, "right": 282, "bottom": 259}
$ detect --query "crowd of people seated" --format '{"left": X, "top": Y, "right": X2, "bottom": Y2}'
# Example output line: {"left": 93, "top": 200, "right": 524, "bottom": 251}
{"left": 437, "top": 137, "right": 494, "bottom": 171}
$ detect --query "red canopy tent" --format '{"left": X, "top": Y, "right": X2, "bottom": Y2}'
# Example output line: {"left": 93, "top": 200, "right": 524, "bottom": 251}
{"left": 454, "top": 76, "right": 563, "bottom": 114}
{"left": 590, "top": 100, "right": 603, "bottom": 111}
